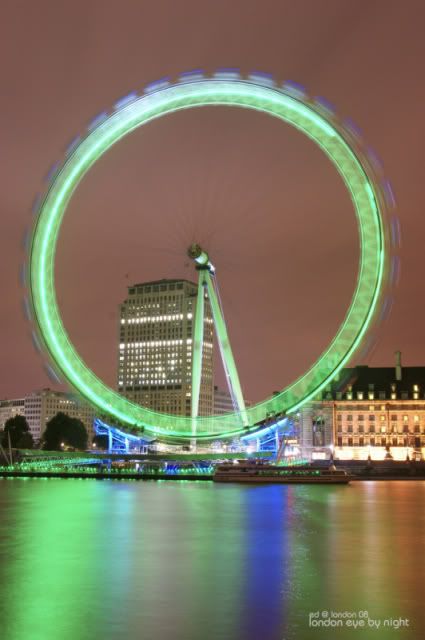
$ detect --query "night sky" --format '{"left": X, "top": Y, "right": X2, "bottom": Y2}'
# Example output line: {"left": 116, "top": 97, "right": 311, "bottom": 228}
{"left": 1, "top": 1, "right": 424, "bottom": 404}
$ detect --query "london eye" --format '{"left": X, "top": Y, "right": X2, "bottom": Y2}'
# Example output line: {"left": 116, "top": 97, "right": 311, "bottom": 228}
{"left": 25, "top": 70, "right": 398, "bottom": 441}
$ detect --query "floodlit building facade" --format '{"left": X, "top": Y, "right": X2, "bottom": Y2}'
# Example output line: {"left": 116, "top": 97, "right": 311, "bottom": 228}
{"left": 118, "top": 279, "right": 214, "bottom": 416}
{"left": 0, "top": 389, "right": 95, "bottom": 443}
{"left": 300, "top": 354, "right": 425, "bottom": 461}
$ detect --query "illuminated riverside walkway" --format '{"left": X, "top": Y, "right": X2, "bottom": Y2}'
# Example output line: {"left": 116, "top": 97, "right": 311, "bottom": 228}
{"left": 2, "top": 454, "right": 425, "bottom": 481}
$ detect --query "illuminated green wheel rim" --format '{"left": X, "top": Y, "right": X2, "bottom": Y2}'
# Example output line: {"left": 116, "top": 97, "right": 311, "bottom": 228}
{"left": 28, "top": 74, "right": 389, "bottom": 440}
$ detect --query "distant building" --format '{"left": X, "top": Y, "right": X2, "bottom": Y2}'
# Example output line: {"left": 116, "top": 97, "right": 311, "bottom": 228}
{"left": 213, "top": 386, "right": 234, "bottom": 414}
{"left": 118, "top": 279, "right": 214, "bottom": 416}
{"left": 0, "top": 389, "right": 95, "bottom": 443}
{"left": 0, "top": 398, "right": 25, "bottom": 432}
{"left": 300, "top": 353, "right": 425, "bottom": 461}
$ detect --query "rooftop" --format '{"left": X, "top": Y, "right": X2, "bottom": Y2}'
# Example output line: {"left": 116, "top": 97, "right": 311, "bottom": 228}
{"left": 324, "top": 365, "right": 425, "bottom": 400}
{"left": 128, "top": 278, "right": 196, "bottom": 290}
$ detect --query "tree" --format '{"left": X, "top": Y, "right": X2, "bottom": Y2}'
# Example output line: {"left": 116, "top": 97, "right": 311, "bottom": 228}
{"left": 17, "top": 432, "right": 34, "bottom": 449}
{"left": 42, "top": 412, "right": 88, "bottom": 451}
{"left": 1, "top": 415, "right": 33, "bottom": 449}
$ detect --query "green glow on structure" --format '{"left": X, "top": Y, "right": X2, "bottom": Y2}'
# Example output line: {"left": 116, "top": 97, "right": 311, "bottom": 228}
{"left": 204, "top": 270, "right": 247, "bottom": 425}
{"left": 191, "top": 272, "right": 206, "bottom": 434}
{"left": 28, "top": 77, "right": 389, "bottom": 440}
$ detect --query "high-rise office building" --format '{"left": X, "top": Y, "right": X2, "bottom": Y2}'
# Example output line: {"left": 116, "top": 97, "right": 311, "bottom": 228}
{"left": 118, "top": 279, "right": 214, "bottom": 416}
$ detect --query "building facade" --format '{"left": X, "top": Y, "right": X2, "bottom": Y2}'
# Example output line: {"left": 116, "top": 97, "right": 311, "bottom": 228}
{"left": 0, "top": 389, "right": 95, "bottom": 443}
{"left": 118, "top": 279, "right": 214, "bottom": 416}
{"left": 213, "top": 386, "right": 234, "bottom": 415}
{"left": 0, "top": 398, "right": 26, "bottom": 433}
{"left": 300, "top": 357, "right": 425, "bottom": 460}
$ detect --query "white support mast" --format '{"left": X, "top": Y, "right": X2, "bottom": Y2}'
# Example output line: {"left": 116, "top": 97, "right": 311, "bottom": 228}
{"left": 188, "top": 244, "right": 248, "bottom": 432}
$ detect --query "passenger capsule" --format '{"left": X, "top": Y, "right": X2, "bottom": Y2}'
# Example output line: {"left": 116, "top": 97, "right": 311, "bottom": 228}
{"left": 144, "top": 77, "right": 170, "bottom": 93}
{"left": 114, "top": 92, "right": 138, "bottom": 110}
{"left": 248, "top": 71, "right": 275, "bottom": 87}
{"left": 31, "top": 331, "right": 42, "bottom": 353}
{"left": 282, "top": 81, "right": 307, "bottom": 100}
{"left": 22, "top": 228, "right": 31, "bottom": 251}
{"left": 390, "top": 255, "right": 401, "bottom": 285}
{"left": 45, "top": 363, "right": 62, "bottom": 383}
{"left": 342, "top": 118, "right": 363, "bottom": 144}
{"left": 31, "top": 194, "right": 42, "bottom": 215}
{"left": 314, "top": 96, "right": 336, "bottom": 118}
{"left": 45, "top": 161, "right": 60, "bottom": 184}
{"left": 20, "top": 263, "right": 27, "bottom": 287}
{"left": 213, "top": 68, "right": 241, "bottom": 80}
{"left": 22, "top": 297, "right": 32, "bottom": 320}
{"left": 178, "top": 69, "right": 205, "bottom": 83}
{"left": 366, "top": 147, "right": 384, "bottom": 174}
{"left": 65, "top": 135, "right": 82, "bottom": 156}
{"left": 382, "top": 179, "right": 396, "bottom": 208}
{"left": 87, "top": 111, "right": 108, "bottom": 132}
{"left": 390, "top": 216, "right": 401, "bottom": 248}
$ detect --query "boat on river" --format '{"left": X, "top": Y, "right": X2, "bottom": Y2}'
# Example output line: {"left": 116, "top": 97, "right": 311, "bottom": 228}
{"left": 213, "top": 461, "right": 350, "bottom": 484}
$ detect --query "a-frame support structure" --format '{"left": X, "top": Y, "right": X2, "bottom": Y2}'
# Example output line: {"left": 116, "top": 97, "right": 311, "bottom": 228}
{"left": 188, "top": 244, "right": 247, "bottom": 440}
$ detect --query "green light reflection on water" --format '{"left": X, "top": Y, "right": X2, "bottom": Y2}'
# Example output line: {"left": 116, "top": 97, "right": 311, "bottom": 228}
{"left": 1, "top": 480, "right": 425, "bottom": 640}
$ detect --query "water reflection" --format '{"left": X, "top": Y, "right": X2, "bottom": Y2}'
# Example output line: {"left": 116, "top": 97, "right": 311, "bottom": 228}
{"left": 0, "top": 479, "right": 424, "bottom": 640}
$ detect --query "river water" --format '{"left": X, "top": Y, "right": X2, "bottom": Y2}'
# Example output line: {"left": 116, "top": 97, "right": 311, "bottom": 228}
{"left": 0, "top": 479, "right": 424, "bottom": 640}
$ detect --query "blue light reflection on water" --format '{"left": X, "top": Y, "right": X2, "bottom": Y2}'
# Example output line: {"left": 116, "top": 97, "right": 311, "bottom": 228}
{"left": 0, "top": 479, "right": 424, "bottom": 640}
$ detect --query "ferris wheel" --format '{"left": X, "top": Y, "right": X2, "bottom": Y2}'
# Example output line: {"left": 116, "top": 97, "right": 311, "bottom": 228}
{"left": 25, "top": 69, "right": 399, "bottom": 442}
